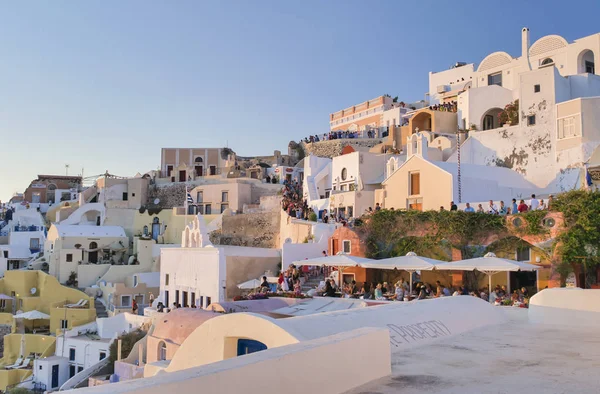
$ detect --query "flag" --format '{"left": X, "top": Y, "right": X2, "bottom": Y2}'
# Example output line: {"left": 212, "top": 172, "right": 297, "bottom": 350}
{"left": 186, "top": 192, "right": 194, "bottom": 204}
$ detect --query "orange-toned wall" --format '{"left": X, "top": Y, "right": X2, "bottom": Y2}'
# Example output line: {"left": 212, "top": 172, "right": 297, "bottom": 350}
{"left": 331, "top": 114, "right": 382, "bottom": 131}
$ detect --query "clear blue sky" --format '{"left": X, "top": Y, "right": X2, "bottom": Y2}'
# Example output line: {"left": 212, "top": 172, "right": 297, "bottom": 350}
{"left": 2, "top": 0, "right": 600, "bottom": 201}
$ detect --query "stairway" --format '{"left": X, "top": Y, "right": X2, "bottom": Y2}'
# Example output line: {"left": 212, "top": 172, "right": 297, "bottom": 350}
{"left": 302, "top": 275, "right": 325, "bottom": 292}
{"left": 94, "top": 299, "right": 108, "bottom": 318}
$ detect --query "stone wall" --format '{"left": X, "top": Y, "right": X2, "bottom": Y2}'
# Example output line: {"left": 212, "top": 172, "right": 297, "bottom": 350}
{"left": 0, "top": 325, "right": 12, "bottom": 357}
{"left": 212, "top": 211, "right": 280, "bottom": 248}
{"left": 250, "top": 184, "right": 281, "bottom": 205}
{"left": 301, "top": 139, "right": 384, "bottom": 158}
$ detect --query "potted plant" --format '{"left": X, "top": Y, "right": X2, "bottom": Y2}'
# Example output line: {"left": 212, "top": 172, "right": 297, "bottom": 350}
{"left": 498, "top": 99, "right": 519, "bottom": 126}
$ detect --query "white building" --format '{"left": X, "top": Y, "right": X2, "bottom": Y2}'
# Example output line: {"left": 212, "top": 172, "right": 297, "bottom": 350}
{"left": 32, "top": 312, "right": 150, "bottom": 391}
{"left": 159, "top": 215, "right": 280, "bottom": 309}
{"left": 303, "top": 151, "right": 403, "bottom": 219}
{"left": 425, "top": 28, "right": 600, "bottom": 192}
{"left": 266, "top": 164, "right": 303, "bottom": 184}
{"left": 0, "top": 208, "right": 46, "bottom": 276}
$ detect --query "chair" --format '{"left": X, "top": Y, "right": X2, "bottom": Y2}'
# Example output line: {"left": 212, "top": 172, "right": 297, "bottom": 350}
{"left": 14, "top": 358, "right": 32, "bottom": 369}
{"left": 5, "top": 357, "right": 23, "bottom": 370}
{"left": 70, "top": 299, "right": 89, "bottom": 309}
{"left": 65, "top": 299, "right": 84, "bottom": 308}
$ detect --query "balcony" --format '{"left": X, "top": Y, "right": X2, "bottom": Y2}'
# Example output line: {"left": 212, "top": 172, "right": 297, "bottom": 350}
{"left": 13, "top": 225, "right": 41, "bottom": 232}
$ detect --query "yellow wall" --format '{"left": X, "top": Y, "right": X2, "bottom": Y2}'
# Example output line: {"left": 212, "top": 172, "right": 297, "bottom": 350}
{"left": 0, "top": 334, "right": 56, "bottom": 391}
{"left": 50, "top": 307, "right": 97, "bottom": 335}
{"left": 0, "top": 271, "right": 96, "bottom": 333}
{"left": 132, "top": 210, "right": 219, "bottom": 245}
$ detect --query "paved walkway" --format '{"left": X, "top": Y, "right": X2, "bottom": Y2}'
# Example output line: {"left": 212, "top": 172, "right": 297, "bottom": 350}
{"left": 347, "top": 308, "right": 600, "bottom": 394}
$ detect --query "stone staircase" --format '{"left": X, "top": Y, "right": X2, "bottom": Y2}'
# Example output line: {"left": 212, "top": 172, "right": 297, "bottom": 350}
{"left": 94, "top": 299, "right": 108, "bottom": 318}
{"left": 302, "top": 275, "right": 325, "bottom": 292}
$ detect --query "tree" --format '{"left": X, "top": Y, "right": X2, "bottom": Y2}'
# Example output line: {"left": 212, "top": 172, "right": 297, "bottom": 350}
{"left": 108, "top": 329, "right": 146, "bottom": 365}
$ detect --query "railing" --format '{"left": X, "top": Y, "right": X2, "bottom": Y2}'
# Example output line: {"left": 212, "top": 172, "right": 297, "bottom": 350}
{"left": 13, "top": 225, "right": 41, "bottom": 232}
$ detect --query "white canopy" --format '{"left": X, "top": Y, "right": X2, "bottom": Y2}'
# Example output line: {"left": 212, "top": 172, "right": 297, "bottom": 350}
{"left": 435, "top": 252, "right": 540, "bottom": 295}
{"left": 360, "top": 252, "right": 446, "bottom": 293}
{"left": 13, "top": 310, "right": 50, "bottom": 320}
{"left": 237, "top": 279, "right": 262, "bottom": 290}
{"left": 0, "top": 294, "right": 14, "bottom": 300}
{"left": 434, "top": 253, "right": 540, "bottom": 274}
{"left": 360, "top": 252, "right": 442, "bottom": 271}
{"left": 292, "top": 254, "right": 372, "bottom": 268}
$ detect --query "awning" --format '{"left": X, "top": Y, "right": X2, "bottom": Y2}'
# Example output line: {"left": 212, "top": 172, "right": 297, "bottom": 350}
{"left": 14, "top": 310, "right": 50, "bottom": 320}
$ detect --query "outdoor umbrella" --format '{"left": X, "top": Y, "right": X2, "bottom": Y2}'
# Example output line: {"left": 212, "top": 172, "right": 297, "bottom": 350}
{"left": 434, "top": 252, "right": 540, "bottom": 296}
{"left": 292, "top": 253, "right": 373, "bottom": 287}
{"left": 0, "top": 294, "right": 14, "bottom": 300}
{"left": 360, "top": 252, "right": 445, "bottom": 293}
{"left": 237, "top": 279, "right": 262, "bottom": 290}
{"left": 14, "top": 310, "right": 50, "bottom": 332}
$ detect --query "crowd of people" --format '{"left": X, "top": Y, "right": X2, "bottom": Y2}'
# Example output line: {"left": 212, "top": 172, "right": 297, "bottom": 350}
{"left": 303, "top": 129, "right": 378, "bottom": 144}
{"left": 281, "top": 180, "right": 312, "bottom": 219}
{"left": 428, "top": 101, "right": 457, "bottom": 113}
{"left": 316, "top": 278, "right": 531, "bottom": 307}
{"left": 443, "top": 194, "right": 552, "bottom": 214}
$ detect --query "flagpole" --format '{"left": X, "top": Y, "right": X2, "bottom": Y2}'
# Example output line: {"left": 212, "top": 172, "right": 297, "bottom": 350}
{"left": 184, "top": 182, "right": 189, "bottom": 240}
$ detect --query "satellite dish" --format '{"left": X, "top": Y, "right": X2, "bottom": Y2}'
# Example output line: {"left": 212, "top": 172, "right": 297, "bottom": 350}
{"left": 154, "top": 198, "right": 160, "bottom": 205}
{"left": 30, "top": 287, "right": 37, "bottom": 295}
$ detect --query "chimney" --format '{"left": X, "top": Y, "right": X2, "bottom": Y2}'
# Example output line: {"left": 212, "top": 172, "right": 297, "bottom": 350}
{"left": 522, "top": 27, "right": 531, "bottom": 71}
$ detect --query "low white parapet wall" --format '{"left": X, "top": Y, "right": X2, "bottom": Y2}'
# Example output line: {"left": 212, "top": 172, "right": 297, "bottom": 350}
{"left": 69, "top": 327, "right": 391, "bottom": 394}
{"left": 529, "top": 288, "right": 600, "bottom": 328}
{"left": 164, "top": 295, "right": 506, "bottom": 372}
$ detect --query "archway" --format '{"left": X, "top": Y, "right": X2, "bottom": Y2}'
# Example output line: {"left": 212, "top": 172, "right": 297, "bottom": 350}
{"left": 47, "top": 184, "right": 57, "bottom": 204}
{"left": 411, "top": 111, "right": 432, "bottom": 133}
{"left": 194, "top": 157, "right": 204, "bottom": 178}
{"left": 481, "top": 108, "right": 503, "bottom": 130}
{"left": 158, "top": 341, "right": 167, "bottom": 361}
{"left": 578, "top": 50, "right": 595, "bottom": 74}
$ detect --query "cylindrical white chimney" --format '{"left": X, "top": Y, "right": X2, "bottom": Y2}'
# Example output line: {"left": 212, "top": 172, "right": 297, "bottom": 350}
{"left": 522, "top": 27, "right": 531, "bottom": 70}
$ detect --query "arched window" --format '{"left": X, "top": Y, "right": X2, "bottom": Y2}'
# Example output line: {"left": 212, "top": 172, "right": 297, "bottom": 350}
{"left": 341, "top": 168, "right": 347, "bottom": 181}
{"left": 47, "top": 183, "right": 57, "bottom": 204}
{"left": 143, "top": 225, "right": 148, "bottom": 236}
{"left": 194, "top": 157, "right": 203, "bottom": 163}
{"left": 152, "top": 217, "right": 160, "bottom": 224}
{"left": 158, "top": 341, "right": 167, "bottom": 361}
{"left": 541, "top": 58, "right": 554, "bottom": 66}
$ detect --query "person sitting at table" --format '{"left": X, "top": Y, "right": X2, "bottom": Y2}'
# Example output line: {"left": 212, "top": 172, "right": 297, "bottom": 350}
{"left": 374, "top": 283, "right": 385, "bottom": 300}
{"left": 281, "top": 273, "right": 290, "bottom": 292}
{"left": 294, "top": 281, "right": 302, "bottom": 296}
{"left": 511, "top": 290, "right": 519, "bottom": 304}
{"left": 260, "top": 276, "right": 270, "bottom": 293}
{"left": 452, "top": 286, "right": 461, "bottom": 296}
{"left": 360, "top": 283, "right": 372, "bottom": 300}
{"left": 323, "top": 280, "right": 336, "bottom": 297}
{"left": 349, "top": 280, "right": 358, "bottom": 295}
{"left": 417, "top": 286, "right": 427, "bottom": 300}
{"left": 500, "top": 285, "right": 508, "bottom": 297}
{"left": 489, "top": 289, "right": 498, "bottom": 304}
{"left": 520, "top": 287, "right": 529, "bottom": 299}
{"left": 394, "top": 281, "right": 405, "bottom": 301}
{"left": 435, "top": 285, "right": 443, "bottom": 297}
{"left": 425, "top": 283, "right": 434, "bottom": 296}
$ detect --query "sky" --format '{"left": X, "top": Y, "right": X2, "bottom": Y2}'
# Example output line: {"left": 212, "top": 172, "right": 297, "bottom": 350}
{"left": 1, "top": 0, "right": 600, "bottom": 201}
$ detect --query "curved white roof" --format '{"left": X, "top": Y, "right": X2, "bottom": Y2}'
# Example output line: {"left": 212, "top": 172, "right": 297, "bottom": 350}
{"left": 52, "top": 224, "right": 127, "bottom": 238}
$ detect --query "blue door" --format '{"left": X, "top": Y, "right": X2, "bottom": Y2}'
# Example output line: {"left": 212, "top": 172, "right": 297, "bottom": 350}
{"left": 237, "top": 339, "right": 267, "bottom": 356}
{"left": 152, "top": 223, "right": 160, "bottom": 241}
{"left": 51, "top": 365, "right": 59, "bottom": 388}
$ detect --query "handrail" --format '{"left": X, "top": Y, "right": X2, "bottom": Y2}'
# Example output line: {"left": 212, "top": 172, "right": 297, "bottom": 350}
{"left": 59, "top": 356, "right": 110, "bottom": 391}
